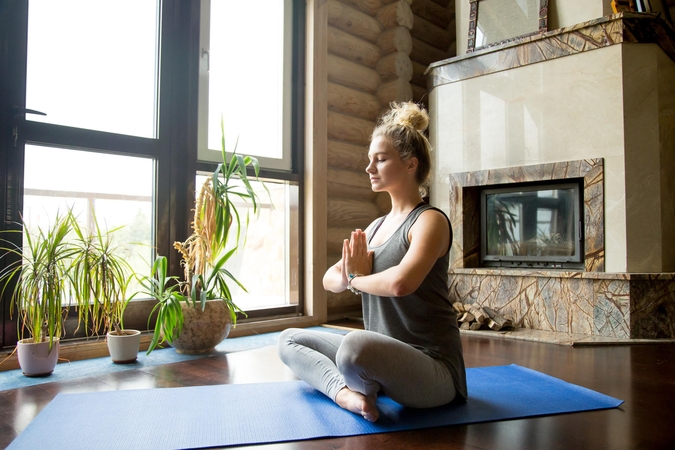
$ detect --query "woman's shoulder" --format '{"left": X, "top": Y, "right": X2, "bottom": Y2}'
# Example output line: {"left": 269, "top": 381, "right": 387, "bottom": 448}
{"left": 409, "top": 206, "right": 452, "bottom": 253}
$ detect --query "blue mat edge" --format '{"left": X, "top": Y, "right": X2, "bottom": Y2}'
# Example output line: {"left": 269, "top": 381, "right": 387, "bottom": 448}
{"left": 7, "top": 364, "right": 625, "bottom": 450}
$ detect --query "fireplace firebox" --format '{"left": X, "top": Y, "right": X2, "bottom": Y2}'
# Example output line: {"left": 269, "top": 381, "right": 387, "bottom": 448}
{"left": 480, "top": 181, "right": 584, "bottom": 269}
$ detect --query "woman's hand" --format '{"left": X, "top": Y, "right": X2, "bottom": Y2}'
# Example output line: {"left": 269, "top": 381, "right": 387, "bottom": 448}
{"left": 342, "top": 229, "right": 373, "bottom": 278}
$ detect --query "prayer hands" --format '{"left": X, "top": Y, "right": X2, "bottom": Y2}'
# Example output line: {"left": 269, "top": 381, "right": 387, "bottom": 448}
{"left": 342, "top": 229, "right": 373, "bottom": 281}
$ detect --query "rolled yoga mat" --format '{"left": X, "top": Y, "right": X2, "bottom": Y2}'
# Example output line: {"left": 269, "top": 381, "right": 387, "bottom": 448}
{"left": 8, "top": 364, "right": 623, "bottom": 449}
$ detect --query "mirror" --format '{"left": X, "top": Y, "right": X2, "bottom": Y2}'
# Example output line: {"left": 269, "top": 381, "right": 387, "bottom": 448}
{"left": 467, "top": 0, "right": 548, "bottom": 53}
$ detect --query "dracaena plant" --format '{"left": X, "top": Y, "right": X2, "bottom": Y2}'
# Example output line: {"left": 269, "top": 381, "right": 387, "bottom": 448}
{"left": 143, "top": 123, "right": 266, "bottom": 353}
{"left": 70, "top": 212, "right": 135, "bottom": 337}
{"left": 0, "top": 210, "right": 78, "bottom": 351}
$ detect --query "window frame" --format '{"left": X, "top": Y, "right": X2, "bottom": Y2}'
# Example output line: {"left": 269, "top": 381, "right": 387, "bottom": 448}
{"left": 0, "top": 0, "right": 312, "bottom": 350}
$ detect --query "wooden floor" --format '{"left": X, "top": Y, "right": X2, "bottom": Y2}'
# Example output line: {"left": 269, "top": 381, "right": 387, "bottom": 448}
{"left": 1, "top": 330, "right": 675, "bottom": 450}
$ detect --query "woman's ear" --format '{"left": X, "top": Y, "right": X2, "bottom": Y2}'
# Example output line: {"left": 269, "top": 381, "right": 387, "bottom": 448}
{"left": 407, "top": 157, "right": 418, "bottom": 173}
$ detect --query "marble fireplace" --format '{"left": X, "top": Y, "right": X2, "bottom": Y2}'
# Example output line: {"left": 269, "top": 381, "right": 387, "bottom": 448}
{"left": 427, "top": 13, "right": 675, "bottom": 339}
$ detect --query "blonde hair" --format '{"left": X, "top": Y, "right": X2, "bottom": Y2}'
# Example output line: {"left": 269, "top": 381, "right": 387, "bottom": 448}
{"left": 372, "top": 102, "right": 433, "bottom": 197}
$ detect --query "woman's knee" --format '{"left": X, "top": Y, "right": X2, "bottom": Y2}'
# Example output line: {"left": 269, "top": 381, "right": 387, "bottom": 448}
{"left": 335, "top": 331, "right": 378, "bottom": 371}
{"left": 277, "top": 328, "right": 301, "bottom": 363}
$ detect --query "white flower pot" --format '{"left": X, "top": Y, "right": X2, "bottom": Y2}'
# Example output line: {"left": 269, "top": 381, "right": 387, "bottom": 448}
{"left": 17, "top": 338, "right": 60, "bottom": 377}
{"left": 106, "top": 329, "right": 141, "bottom": 364}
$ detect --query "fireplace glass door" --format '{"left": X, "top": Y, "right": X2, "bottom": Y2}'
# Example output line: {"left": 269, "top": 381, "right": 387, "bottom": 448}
{"left": 480, "top": 181, "right": 584, "bottom": 269}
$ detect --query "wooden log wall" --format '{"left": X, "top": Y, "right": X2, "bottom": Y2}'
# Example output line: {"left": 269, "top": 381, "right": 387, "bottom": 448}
{"left": 324, "top": 0, "right": 457, "bottom": 319}
{"left": 409, "top": 0, "right": 456, "bottom": 108}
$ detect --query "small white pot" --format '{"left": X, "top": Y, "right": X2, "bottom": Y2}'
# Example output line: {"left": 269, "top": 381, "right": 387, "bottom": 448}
{"left": 17, "top": 338, "right": 60, "bottom": 377}
{"left": 106, "top": 330, "right": 141, "bottom": 364}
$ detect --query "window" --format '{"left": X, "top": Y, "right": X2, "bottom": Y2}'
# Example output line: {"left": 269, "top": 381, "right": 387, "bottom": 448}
{"left": 198, "top": 0, "right": 294, "bottom": 170}
{"left": 0, "top": 0, "right": 304, "bottom": 348}
{"left": 196, "top": 0, "right": 301, "bottom": 314}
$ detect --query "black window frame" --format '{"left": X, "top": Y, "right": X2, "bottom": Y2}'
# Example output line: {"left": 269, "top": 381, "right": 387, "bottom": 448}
{"left": 0, "top": 0, "right": 305, "bottom": 349}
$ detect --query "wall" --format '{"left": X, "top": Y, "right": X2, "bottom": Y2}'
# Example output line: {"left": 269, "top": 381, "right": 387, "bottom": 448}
{"left": 324, "top": 0, "right": 457, "bottom": 319}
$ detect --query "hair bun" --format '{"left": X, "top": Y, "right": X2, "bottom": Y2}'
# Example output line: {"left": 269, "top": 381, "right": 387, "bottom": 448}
{"left": 389, "top": 102, "right": 429, "bottom": 133}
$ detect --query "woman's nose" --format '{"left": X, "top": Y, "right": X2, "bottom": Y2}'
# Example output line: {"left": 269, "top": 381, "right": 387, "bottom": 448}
{"left": 366, "top": 161, "right": 375, "bottom": 173}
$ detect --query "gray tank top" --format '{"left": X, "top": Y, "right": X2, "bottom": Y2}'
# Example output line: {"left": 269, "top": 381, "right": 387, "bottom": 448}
{"left": 362, "top": 203, "right": 468, "bottom": 401}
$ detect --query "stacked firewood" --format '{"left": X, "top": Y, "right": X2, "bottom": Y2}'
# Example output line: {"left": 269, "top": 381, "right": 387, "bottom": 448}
{"left": 452, "top": 303, "right": 514, "bottom": 332}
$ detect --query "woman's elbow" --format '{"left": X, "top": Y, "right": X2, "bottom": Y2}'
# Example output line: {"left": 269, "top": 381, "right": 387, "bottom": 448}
{"left": 389, "top": 277, "right": 421, "bottom": 297}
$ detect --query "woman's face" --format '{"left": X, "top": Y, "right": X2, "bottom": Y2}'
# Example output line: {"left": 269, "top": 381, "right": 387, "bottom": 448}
{"left": 366, "top": 136, "right": 415, "bottom": 193}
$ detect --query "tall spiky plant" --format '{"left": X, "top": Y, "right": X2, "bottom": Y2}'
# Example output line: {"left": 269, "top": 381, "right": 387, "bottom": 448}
{"left": 174, "top": 122, "right": 264, "bottom": 318}
{"left": 145, "top": 120, "right": 267, "bottom": 353}
{"left": 70, "top": 212, "right": 135, "bottom": 336}
{"left": 0, "top": 210, "right": 77, "bottom": 351}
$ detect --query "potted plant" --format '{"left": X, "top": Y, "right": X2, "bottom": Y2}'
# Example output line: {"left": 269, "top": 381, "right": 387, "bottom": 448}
{"left": 0, "top": 210, "right": 77, "bottom": 376}
{"left": 144, "top": 129, "right": 264, "bottom": 355}
{"left": 70, "top": 213, "right": 139, "bottom": 363}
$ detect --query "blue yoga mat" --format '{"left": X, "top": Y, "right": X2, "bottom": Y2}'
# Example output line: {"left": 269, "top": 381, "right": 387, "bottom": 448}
{"left": 8, "top": 364, "right": 622, "bottom": 450}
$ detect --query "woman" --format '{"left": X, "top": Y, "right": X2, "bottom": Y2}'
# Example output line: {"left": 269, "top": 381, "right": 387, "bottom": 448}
{"left": 278, "top": 102, "right": 467, "bottom": 422}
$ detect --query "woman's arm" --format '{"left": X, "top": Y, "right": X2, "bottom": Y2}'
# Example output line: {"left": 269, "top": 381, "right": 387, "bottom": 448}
{"left": 323, "top": 257, "right": 348, "bottom": 293}
{"left": 347, "top": 209, "right": 450, "bottom": 297}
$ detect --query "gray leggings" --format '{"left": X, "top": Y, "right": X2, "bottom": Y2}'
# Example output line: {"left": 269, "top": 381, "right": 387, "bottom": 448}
{"left": 277, "top": 328, "right": 456, "bottom": 408}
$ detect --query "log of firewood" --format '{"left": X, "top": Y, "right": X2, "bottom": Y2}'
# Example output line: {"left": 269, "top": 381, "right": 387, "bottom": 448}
{"left": 458, "top": 311, "right": 475, "bottom": 323}
{"left": 410, "top": 0, "right": 454, "bottom": 29}
{"left": 376, "top": 78, "right": 413, "bottom": 105}
{"left": 483, "top": 307, "right": 514, "bottom": 331}
{"left": 377, "top": 26, "right": 412, "bottom": 55}
{"left": 328, "top": 82, "right": 382, "bottom": 120}
{"left": 411, "top": 15, "right": 454, "bottom": 50}
{"left": 469, "top": 307, "right": 487, "bottom": 325}
{"left": 469, "top": 322, "right": 482, "bottom": 331}
{"left": 376, "top": 1, "right": 414, "bottom": 30}
{"left": 328, "top": 0, "right": 382, "bottom": 43}
{"left": 328, "top": 26, "right": 382, "bottom": 68}
{"left": 327, "top": 110, "right": 375, "bottom": 145}
{"left": 460, "top": 322, "right": 471, "bottom": 330}
{"left": 452, "top": 302, "right": 465, "bottom": 313}
{"left": 376, "top": 51, "right": 413, "bottom": 81}
{"left": 328, "top": 54, "right": 381, "bottom": 93}
{"left": 327, "top": 140, "right": 370, "bottom": 172}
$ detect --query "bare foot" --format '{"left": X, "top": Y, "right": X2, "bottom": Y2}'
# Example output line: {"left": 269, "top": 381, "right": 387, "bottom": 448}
{"left": 335, "top": 387, "right": 379, "bottom": 422}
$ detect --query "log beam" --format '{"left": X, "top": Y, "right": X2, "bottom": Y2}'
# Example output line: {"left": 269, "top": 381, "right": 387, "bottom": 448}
{"left": 327, "top": 140, "right": 370, "bottom": 172}
{"left": 327, "top": 110, "right": 375, "bottom": 145}
{"left": 328, "top": 0, "right": 382, "bottom": 43}
{"left": 327, "top": 167, "right": 376, "bottom": 201}
{"left": 410, "top": 0, "right": 454, "bottom": 29}
{"left": 376, "top": 77, "right": 413, "bottom": 105}
{"left": 411, "top": 36, "right": 451, "bottom": 66}
{"left": 328, "top": 54, "right": 381, "bottom": 93}
{"left": 411, "top": 60, "right": 428, "bottom": 88}
{"left": 411, "top": 14, "right": 454, "bottom": 50}
{"left": 328, "top": 26, "right": 381, "bottom": 68}
{"left": 340, "top": 0, "right": 384, "bottom": 17}
{"left": 327, "top": 198, "right": 380, "bottom": 227}
{"left": 328, "top": 82, "right": 382, "bottom": 120}
{"left": 376, "top": 1, "right": 414, "bottom": 30}
{"left": 376, "top": 26, "right": 412, "bottom": 55}
{"left": 376, "top": 51, "right": 413, "bottom": 81}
